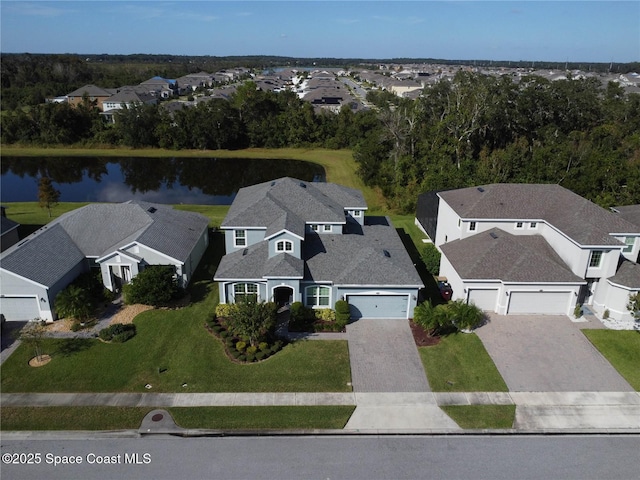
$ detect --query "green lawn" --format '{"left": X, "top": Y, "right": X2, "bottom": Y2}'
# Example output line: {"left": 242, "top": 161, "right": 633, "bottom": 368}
{"left": 0, "top": 235, "right": 352, "bottom": 393}
{"left": 419, "top": 333, "right": 508, "bottom": 392}
{"left": 0, "top": 406, "right": 355, "bottom": 431}
{"left": 0, "top": 315, "right": 351, "bottom": 393}
{"left": 582, "top": 330, "right": 640, "bottom": 391}
{"left": 442, "top": 405, "right": 516, "bottom": 429}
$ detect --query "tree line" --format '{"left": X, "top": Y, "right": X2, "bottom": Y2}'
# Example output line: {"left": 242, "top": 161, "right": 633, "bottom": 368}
{"left": 2, "top": 71, "right": 639, "bottom": 211}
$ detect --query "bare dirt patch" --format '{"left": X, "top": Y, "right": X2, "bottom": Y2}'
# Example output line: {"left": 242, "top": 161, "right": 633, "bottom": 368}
{"left": 109, "top": 304, "right": 154, "bottom": 325}
{"left": 29, "top": 354, "right": 52, "bottom": 367}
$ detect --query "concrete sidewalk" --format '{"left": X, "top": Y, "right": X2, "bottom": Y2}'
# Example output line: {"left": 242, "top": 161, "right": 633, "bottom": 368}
{"left": 3, "top": 391, "right": 639, "bottom": 432}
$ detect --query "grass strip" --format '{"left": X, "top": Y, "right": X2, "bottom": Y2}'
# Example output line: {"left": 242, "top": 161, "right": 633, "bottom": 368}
{"left": 582, "top": 330, "right": 640, "bottom": 391}
{"left": 0, "top": 406, "right": 153, "bottom": 431}
{"left": 419, "top": 333, "right": 508, "bottom": 392}
{"left": 169, "top": 406, "right": 355, "bottom": 430}
{"left": 441, "top": 405, "right": 516, "bottom": 429}
{"left": 0, "top": 406, "right": 355, "bottom": 431}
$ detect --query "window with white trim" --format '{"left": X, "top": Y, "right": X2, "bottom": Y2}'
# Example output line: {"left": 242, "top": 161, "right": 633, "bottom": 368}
{"left": 323, "top": 224, "right": 332, "bottom": 232}
{"left": 353, "top": 210, "right": 362, "bottom": 217}
{"left": 234, "top": 283, "right": 258, "bottom": 302}
{"left": 276, "top": 240, "right": 293, "bottom": 252}
{"left": 623, "top": 237, "right": 635, "bottom": 253}
{"left": 529, "top": 222, "right": 537, "bottom": 229}
{"left": 588, "top": 250, "right": 603, "bottom": 268}
{"left": 234, "top": 229, "right": 246, "bottom": 247}
{"left": 515, "top": 222, "right": 524, "bottom": 229}
{"left": 469, "top": 221, "right": 477, "bottom": 232}
{"left": 310, "top": 224, "right": 319, "bottom": 232}
{"left": 306, "top": 285, "right": 331, "bottom": 307}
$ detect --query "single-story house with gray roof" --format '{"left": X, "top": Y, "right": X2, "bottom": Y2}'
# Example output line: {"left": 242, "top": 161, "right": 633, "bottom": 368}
{"left": 214, "top": 177, "right": 423, "bottom": 319}
{"left": 0, "top": 202, "right": 209, "bottom": 322}
{"left": 416, "top": 184, "right": 640, "bottom": 321}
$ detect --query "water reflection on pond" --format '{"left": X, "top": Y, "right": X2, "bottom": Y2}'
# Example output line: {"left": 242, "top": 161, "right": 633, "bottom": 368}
{"left": 0, "top": 156, "right": 325, "bottom": 204}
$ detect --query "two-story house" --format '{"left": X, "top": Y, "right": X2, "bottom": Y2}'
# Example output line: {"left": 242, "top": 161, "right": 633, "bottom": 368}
{"left": 416, "top": 184, "right": 640, "bottom": 321}
{"left": 214, "top": 177, "right": 424, "bottom": 320}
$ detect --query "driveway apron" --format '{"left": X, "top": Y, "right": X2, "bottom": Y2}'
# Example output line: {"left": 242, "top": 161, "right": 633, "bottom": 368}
{"left": 346, "top": 319, "right": 430, "bottom": 392}
{"left": 475, "top": 314, "right": 634, "bottom": 392}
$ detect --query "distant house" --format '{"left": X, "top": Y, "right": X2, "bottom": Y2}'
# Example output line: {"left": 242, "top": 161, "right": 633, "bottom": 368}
{"left": 101, "top": 89, "right": 158, "bottom": 123}
{"left": 214, "top": 178, "right": 423, "bottom": 320}
{"left": 66, "top": 84, "right": 115, "bottom": 111}
{"left": 0, "top": 207, "right": 20, "bottom": 253}
{"left": 0, "top": 202, "right": 209, "bottom": 322}
{"left": 416, "top": 184, "right": 640, "bottom": 322}
{"left": 139, "top": 76, "right": 178, "bottom": 99}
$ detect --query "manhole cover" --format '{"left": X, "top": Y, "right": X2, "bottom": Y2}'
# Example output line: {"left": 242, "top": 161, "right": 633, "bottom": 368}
{"left": 151, "top": 413, "right": 164, "bottom": 422}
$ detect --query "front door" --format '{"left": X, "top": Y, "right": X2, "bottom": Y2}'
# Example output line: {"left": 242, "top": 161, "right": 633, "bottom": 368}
{"left": 274, "top": 287, "right": 293, "bottom": 308}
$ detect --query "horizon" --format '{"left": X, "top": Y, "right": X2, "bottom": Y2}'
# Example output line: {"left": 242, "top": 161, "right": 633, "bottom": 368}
{"left": 1, "top": 1, "right": 639, "bottom": 64}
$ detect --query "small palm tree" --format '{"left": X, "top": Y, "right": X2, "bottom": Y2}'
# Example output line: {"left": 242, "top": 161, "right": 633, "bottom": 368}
{"left": 55, "top": 284, "right": 91, "bottom": 321}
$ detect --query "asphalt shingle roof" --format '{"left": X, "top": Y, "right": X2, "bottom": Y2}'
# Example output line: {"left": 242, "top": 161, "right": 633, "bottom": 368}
{"left": 608, "top": 260, "right": 640, "bottom": 289}
{"left": 613, "top": 205, "right": 640, "bottom": 229}
{"left": 1, "top": 224, "right": 85, "bottom": 287}
{"left": 1, "top": 202, "right": 209, "bottom": 286}
{"left": 221, "top": 177, "right": 366, "bottom": 234}
{"left": 439, "top": 184, "right": 640, "bottom": 246}
{"left": 440, "top": 227, "right": 584, "bottom": 283}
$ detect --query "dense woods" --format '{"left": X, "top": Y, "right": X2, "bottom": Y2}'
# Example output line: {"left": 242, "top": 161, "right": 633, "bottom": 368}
{"left": 2, "top": 54, "right": 639, "bottom": 212}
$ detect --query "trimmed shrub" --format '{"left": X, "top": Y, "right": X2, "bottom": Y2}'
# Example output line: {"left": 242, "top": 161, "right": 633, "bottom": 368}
{"left": 290, "top": 302, "right": 306, "bottom": 322}
{"left": 70, "top": 322, "right": 81, "bottom": 332}
{"left": 238, "top": 354, "right": 246, "bottom": 362}
{"left": 420, "top": 243, "right": 441, "bottom": 275}
{"left": 215, "top": 303, "right": 237, "bottom": 318}
{"left": 122, "top": 266, "right": 182, "bottom": 307}
{"left": 256, "top": 351, "right": 267, "bottom": 360}
{"left": 258, "top": 342, "right": 269, "bottom": 352}
{"left": 246, "top": 345, "right": 258, "bottom": 355}
{"left": 231, "top": 350, "right": 242, "bottom": 359}
{"left": 99, "top": 323, "right": 136, "bottom": 343}
{"left": 335, "top": 300, "right": 350, "bottom": 327}
{"left": 603, "top": 309, "right": 610, "bottom": 319}
{"left": 236, "top": 341, "right": 247, "bottom": 352}
{"left": 220, "top": 330, "right": 230, "bottom": 338}
{"left": 314, "top": 308, "right": 336, "bottom": 322}
{"left": 246, "top": 353, "right": 256, "bottom": 362}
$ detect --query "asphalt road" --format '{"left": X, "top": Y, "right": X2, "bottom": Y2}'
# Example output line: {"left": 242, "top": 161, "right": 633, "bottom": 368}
{"left": 2, "top": 434, "right": 639, "bottom": 480}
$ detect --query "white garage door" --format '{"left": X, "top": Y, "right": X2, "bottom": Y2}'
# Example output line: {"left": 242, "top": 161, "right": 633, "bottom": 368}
{"left": 508, "top": 291, "right": 571, "bottom": 315}
{"left": 347, "top": 295, "right": 409, "bottom": 319}
{"left": 0, "top": 296, "right": 40, "bottom": 321}
{"left": 467, "top": 289, "right": 499, "bottom": 311}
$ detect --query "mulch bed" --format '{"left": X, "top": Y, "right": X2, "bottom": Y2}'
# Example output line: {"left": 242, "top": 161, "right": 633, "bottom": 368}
{"left": 410, "top": 321, "right": 441, "bottom": 347}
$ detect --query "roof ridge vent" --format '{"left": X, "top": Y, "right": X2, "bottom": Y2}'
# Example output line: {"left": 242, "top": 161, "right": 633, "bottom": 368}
{"left": 477, "top": 187, "right": 485, "bottom": 192}
{"left": 299, "top": 182, "right": 307, "bottom": 188}
{"left": 242, "top": 248, "right": 248, "bottom": 256}
{"left": 490, "top": 232, "right": 498, "bottom": 239}
{"left": 383, "top": 249, "right": 391, "bottom": 258}
{"left": 147, "top": 207, "right": 157, "bottom": 213}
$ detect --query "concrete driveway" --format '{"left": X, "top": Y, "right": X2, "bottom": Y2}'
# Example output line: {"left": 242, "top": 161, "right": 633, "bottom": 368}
{"left": 475, "top": 314, "right": 633, "bottom": 392}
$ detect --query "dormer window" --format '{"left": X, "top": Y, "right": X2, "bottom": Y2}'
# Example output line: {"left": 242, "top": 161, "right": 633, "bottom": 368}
{"left": 623, "top": 237, "right": 635, "bottom": 253}
{"left": 469, "top": 221, "right": 477, "bottom": 232}
{"left": 276, "top": 240, "right": 293, "bottom": 252}
{"left": 352, "top": 210, "right": 362, "bottom": 217}
{"left": 234, "top": 230, "right": 246, "bottom": 247}
{"left": 310, "top": 224, "right": 319, "bottom": 232}
{"left": 515, "top": 222, "right": 524, "bottom": 229}
{"left": 323, "top": 225, "right": 332, "bottom": 232}
{"left": 589, "top": 250, "right": 603, "bottom": 268}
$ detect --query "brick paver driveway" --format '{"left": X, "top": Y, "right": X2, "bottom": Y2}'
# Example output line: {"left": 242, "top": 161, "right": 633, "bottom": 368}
{"left": 475, "top": 314, "right": 633, "bottom": 392}
{"left": 347, "top": 318, "right": 430, "bottom": 392}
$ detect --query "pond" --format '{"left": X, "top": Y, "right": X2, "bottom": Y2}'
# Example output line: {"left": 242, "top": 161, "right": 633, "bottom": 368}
{"left": 0, "top": 156, "right": 325, "bottom": 205}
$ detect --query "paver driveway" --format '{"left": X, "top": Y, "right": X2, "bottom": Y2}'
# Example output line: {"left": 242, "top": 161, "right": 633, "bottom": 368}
{"left": 347, "top": 318, "right": 430, "bottom": 392}
{"left": 475, "top": 314, "right": 634, "bottom": 392}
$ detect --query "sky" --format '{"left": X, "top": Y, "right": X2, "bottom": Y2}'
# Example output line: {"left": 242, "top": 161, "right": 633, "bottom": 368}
{"left": 1, "top": 1, "right": 638, "bottom": 63}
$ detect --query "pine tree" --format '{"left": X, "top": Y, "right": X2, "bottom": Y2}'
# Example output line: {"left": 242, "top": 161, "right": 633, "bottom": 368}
{"left": 38, "top": 176, "right": 60, "bottom": 218}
